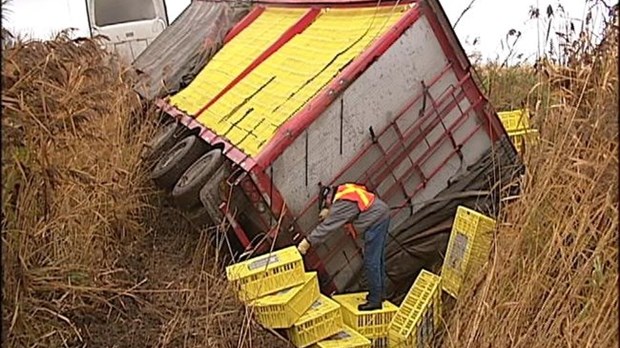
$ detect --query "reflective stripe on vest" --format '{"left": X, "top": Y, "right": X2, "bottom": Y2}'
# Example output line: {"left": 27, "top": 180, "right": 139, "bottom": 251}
{"left": 333, "top": 183, "right": 375, "bottom": 212}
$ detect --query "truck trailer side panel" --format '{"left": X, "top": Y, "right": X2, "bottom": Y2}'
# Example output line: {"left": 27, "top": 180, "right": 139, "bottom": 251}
{"left": 270, "top": 12, "right": 498, "bottom": 292}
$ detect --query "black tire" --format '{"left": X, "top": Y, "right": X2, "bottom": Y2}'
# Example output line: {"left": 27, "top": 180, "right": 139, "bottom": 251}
{"left": 150, "top": 136, "right": 209, "bottom": 190}
{"left": 142, "top": 121, "right": 183, "bottom": 164}
{"left": 172, "top": 149, "right": 224, "bottom": 209}
{"left": 199, "top": 166, "right": 227, "bottom": 222}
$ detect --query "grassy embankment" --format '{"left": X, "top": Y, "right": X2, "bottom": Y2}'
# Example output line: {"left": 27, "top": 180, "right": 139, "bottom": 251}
{"left": 444, "top": 5, "right": 618, "bottom": 347}
{"left": 1, "top": 32, "right": 286, "bottom": 347}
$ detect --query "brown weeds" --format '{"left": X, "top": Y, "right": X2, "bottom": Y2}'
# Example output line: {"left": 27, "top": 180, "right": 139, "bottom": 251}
{"left": 1, "top": 32, "right": 155, "bottom": 346}
{"left": 1, "top": 32, "right": 285, "bottom": 347}
{"left": 444, "top": 9, "right": 618, "bottom": 348}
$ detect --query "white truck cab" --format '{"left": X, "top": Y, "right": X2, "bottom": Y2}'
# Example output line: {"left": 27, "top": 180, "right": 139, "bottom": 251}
{"left": 85, "top": 0, "right": 169, "bottom": 63}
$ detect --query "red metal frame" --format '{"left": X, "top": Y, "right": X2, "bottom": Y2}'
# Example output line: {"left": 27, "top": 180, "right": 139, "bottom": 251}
{"left": 195, "top": 8, "right": 321, "bottom": 118}
{"left": 306, "top": 75, "right": 484, "bottom": 272}
{"left": 377, "top": 97, "right": 484, "bottom": 204}
{"left": 419, "top": 1, "right": 506, "bottom": 142}
{"left": 254, "top": 5, "right": 423, "bottom": 169}
{"left": 362, "top": 73, "right": 472, "bottom": 192}
{"left": 223, "top": 6, "right": 265, "bottom": 44}
{"left": 293, "top": 63, "right": 453, "bottom": 219}
{"left": 219, "top": 202, "right": 252, "bottom": 248}
{"left": 157, "top": 100, "right": 258, "bottom": 170}
{"left": 309, "top": 112, "right": 484, "bottom": 277}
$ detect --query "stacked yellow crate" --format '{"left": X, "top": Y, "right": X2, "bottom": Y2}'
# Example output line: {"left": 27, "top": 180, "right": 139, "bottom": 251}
{"left": 315, "top": 325, "right": 371, "bottom": 348}
{"left": 226, "top": 246, "right": 355, "bottom": 348}
{"left": 288, "top": 295, "right": 344, "bottom": 347}
{"left": 251, "top": 272, "right": 321, "bottom": 328}
{"left": 225, "top": 246, "right": 306, "bottom": 302}
{"left": 332, "top": 292, "right": 398, "bottom": 348}
{"left": 441, "top": 206, "right": 497, "bottom": 299}
{"left": 388, "top": 270, "right": 442, "bottom": 348}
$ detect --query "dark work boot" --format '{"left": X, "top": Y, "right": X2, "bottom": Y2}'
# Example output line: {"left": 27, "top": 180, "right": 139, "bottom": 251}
{"left": 358, "top": 301, "right": 382, "bottom": 311}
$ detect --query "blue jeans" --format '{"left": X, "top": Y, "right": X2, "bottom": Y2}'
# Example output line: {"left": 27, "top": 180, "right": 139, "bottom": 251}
{"left": 364, "top": 218, "right": 390, "bottom": 304}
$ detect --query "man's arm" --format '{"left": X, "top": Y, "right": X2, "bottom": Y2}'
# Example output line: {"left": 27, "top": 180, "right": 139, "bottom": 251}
{"left": 306, "top": 200, "right": 359, "bottom": 246}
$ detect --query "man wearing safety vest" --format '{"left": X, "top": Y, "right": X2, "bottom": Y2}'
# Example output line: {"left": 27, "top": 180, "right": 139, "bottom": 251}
{"left": 297, "top": 183, "right": 390, "bottom": 311}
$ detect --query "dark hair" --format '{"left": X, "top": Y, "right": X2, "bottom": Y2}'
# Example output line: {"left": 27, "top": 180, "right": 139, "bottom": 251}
{"left": 318, "top": 184, "right": 336, "bottom": 210}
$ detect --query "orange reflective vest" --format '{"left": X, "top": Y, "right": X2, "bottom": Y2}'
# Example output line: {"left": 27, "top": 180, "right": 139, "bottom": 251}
{"left": 333, "top": 183, "right": 376, "bottom": 211}
{"left": 333, "top": 184, "right": 376, "bottom": 239}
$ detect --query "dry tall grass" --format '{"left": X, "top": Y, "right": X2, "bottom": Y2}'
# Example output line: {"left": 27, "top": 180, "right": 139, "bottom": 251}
{"left": 444, "top": 8, "right": 618, "bottom": 348}
{"left": 1, "top": 33, "right": 286, "bottom": 347}
{"left": 2, "top": 32, "right": 153, "bottom": 346}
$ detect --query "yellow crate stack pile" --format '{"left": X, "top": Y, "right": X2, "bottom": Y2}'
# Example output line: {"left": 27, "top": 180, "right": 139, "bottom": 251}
{"left": 332, "top": 292, "right": 398, "bottom": 348}
{"left": 441, "top": 206, "right": 497, "bottom": 299}
{"left": 498, "top": 108, "right": 539, "bottom": 156}
{"left": 383, "top": 205, "right": 496, "bottom": 347}
{"left": 226, "top": 246, "right": 373, "bottom": 348}
{"left": 225, "top": 205, "right": 496, "bottom": 347}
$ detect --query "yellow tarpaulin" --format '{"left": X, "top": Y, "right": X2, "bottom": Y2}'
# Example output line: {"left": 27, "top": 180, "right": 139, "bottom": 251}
{"left": 169, "top": 8, "right": 306, "bottom": 114}
{"left": 172, "top": 5, "right": 411, "bottom": 157}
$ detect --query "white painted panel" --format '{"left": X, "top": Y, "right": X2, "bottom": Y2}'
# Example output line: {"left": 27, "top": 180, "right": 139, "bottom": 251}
{"left": 272, "top": 16, "right": 451, "bottom": 216}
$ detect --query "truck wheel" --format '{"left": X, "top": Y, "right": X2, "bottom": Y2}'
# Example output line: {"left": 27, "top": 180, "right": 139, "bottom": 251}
{"left": 150, "top": 135, "right": 209, "bottom": 190}
{"left": 172, "top": 148, "right": 223, "bottom": 209}
{"left": 142, "top": 121, "right": 182, "bottom": 164}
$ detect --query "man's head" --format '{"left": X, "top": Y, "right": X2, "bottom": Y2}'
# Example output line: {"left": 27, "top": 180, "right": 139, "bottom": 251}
{"left": 318, "top": 184, "right": 336, "bottom": 210}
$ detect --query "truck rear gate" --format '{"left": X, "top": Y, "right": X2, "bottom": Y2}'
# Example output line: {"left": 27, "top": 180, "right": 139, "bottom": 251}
{"left": 154, "top": 0, "right": 522, "bottom": 300}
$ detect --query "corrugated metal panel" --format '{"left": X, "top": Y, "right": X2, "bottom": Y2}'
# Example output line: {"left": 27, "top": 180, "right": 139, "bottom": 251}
{"left": 169, "top": 8, "right": 307, "bottom": 115}
{"left": 132, "top": 1, "right": 249, "bottom": 100}
{"left": 191, "top": 5, "right": 410, "bottom": 157}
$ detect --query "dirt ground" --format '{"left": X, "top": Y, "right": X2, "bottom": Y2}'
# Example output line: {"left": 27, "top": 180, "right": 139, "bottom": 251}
{"left": 81, "top": 195, "right": 293, "bottom": 348}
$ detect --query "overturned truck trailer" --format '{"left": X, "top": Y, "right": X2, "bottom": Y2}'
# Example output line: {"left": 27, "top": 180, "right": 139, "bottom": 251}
{"left": 144, "top": 0, "right": 523, "bottom": 301}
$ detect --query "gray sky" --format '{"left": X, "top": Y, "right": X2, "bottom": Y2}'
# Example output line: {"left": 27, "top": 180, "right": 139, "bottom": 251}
{"left": 2, "top": 0, "right": 608, "bottom": 62}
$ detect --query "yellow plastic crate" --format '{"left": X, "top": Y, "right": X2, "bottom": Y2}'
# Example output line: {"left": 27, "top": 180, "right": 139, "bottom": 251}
{"left": 369, "top": 337, "right": 389, "bottom": 348}
{"left": 388, "top": 270, "right": 441, "bottom": 348}
{"left": 251, "top": 272, "right": 320, "bottom": 329}
{"left": 225, "top": 246, "right": 305, "bottom": 302}
{"left": 498, "top": 108, "right": 531, "bottom": 132}
{"left": 509, "top": 129, "right": 539, "bottom": 155}
{"left": 287, "top": 294, "right": 343, "bottom": 348}
{"left": 315, "top": 325, "right": 371, "bottom": 348}
{"left": 332, "top": 292, "right": 398, "bottom": 339}
{"left": 441, "top": 206, "right": 497, "bottom": 299}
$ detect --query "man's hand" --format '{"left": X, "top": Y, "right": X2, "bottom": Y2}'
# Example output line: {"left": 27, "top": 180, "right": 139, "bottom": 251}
{"left": 319, "top": 208, "right": 330, "bottom": 222}
{"left": 297, "top": 238, "right": 311, "bottom": 255}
